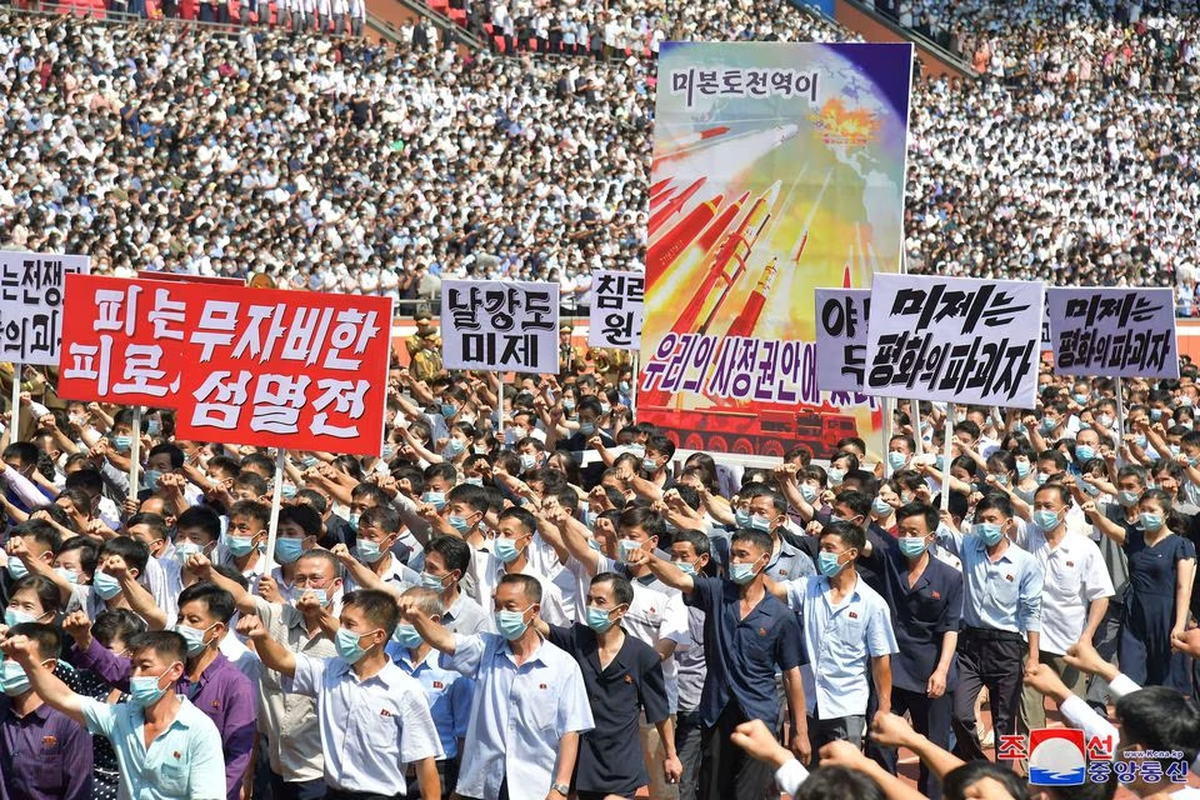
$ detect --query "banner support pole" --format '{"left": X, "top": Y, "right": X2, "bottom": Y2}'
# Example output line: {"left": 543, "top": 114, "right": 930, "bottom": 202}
{"left": 941, "top": 403, "right": 954, "bottom": 512}
{"left": 263, "top": 448, "right": 286, "bottom": 576}
{"left": 128, "top": 407, "right": 142, "bottom": 503}
{"left": 9, "top": 363, "right": 20, "bottom": 444}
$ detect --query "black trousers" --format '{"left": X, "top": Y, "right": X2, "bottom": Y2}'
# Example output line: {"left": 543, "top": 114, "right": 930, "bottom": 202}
{"left": 952, "top": 627, "right": 1024, "bottom": 765}
{"left": 871, "top": 686, "right": 951, "bottom": 800}
{"left": 700, "top": 701, "right": 776, "bottom": 800}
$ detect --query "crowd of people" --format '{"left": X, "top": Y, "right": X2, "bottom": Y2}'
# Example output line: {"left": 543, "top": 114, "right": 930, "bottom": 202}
{"left": 2, "top": 344, "right": 1200, "bottom": 800}
{"left": 1, "top": 0, "right": 1198, "bottom": 310}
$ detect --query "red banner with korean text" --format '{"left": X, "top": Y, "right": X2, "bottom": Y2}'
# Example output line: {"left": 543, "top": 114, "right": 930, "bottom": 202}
{"left": 58, "top": 275, "right": 393, "bottom": 455}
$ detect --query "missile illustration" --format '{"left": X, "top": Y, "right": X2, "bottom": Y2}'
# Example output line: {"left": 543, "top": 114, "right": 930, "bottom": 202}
{"left": 674, "top": 179, "right": 782, "bottom": 335}
{"left": 645, "top": 190, "right": 750, "bottom": 294}
{"left": 649, "top": 177, "right": 673, "bottom": 197}
{"left": 792, "top": 230, "right": 809, "bottom": 264}
{"left": 771, "top": 123, "right": 800, "bottom": 146}
{"left": 646, "top": 192, "right": 724, "bottom": 277}
{"left": 669, "top": 125, "right": 731, "bottom": 151}
{"left": 648, "top": 177, "right": 705, "bottom": 238}
{"left": 725, "top": 256, "right": 779, "bottom": 338}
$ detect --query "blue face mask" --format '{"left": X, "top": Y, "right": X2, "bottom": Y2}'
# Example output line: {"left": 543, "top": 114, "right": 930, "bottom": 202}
{"left": 440, "top": 403, "right": 457, "bottom": 418}
{"left": 443, "top": 439, "right": 466, "bottom": 458}
{"left": 129, "top": 669, "right": 174, "bottom": 707}
{"left": 146, "top": 418, "right": 162, "bottom": 436}
{"left": 887, "top": 451, "right": 908, "bottom": 470}
{"left": 465, "top": 476, "right": 485, "bottom": 487}
{"left": 55, "top": 567, "right": 78, "bottom": 585}
{"left": 112, "top": 434, "right": 133, "bottom": 452}
{"left": 93, "top": 570, "right": 123, "bottom": 600}
{"left": 6, "top": 558, "right": 28, "bottom": 581}
{"left": 275, "top": 538, "right": 306, "bottom": 565}
{"left": 585, "top": 606, "right": 618, "bottom": 633}
{"left": 674, "top": 560, "right": 696, "bottom": 576}
{"left": 748, "top": 515, "right": 772, "bottom": 534}
{"left": 827, "top": 468, "right": 845, "bottom": 486}
{"left": 1075, "top": 445, "right": 1095, "bottom": 462}
{"left": 599, "top": 403, "right": 611, "bottom": 415}
{"left": 642, "top": 458, "right": 659, "bottom": 473}
{"left": 729, "top": 559, "right": 760, "bottom": 585}
{"left": 1117, "top": 490, "right": 1140, "bottom": 507}
{"left": 617, "top": 539, "right": 641, "bottom": 562}
{"left": 734, "top": 509, "right": 752, "bottom": 528}
{"left": 1134, "top": 435, "right": 1148, "bottom": 450}
{"left": 519, "top": 454, "right": 538, "bottom": 473}
{"left": 1073, "top": 393, "right": 1089, "bottom": 406}
{"left": 281, "top": 483, "right": 298, "bottom": 499}
{"left": 354, "top": 540, "right": 388, "bottom": 564}
{"left": 174, "top": 542, "right": 202, "bottom": 563}
{"left": 143, "top": 469, "right": 163, "bottom": 489}
{"left": 493, "top": 537, "right": 522, "bottom": 564}
{"left": 335, "top": 627, "right": 376, "bottom": 664}
{"left": 1151, "top": 409, "right": 1164, "bottom": 421}
{"left": 799, "top": 483, "right": 819, "bottom": 504}
{"left": 381, "top": 444, "right": 396, "bottom": 461}
{"left": 1140, "top": 512, "right": 1165, "bottom": 533}
{"left": 0, "top": 660, "right": 31, "bottom": 697}
{"left": 392, "top": 623, "right": 424, "bottom": 649}
{"left": 347, "top": 512, "right": 361, "bottom": 533}
{"left": 422, "top": 491, "right": 446, "bottom": 511}
{"left": 562, "top": 399, "right": 576, "bottom": 413}
{"left": 974, "top": 522, "right": 1004, "bottom": 546}
{"left": 448, "top": 514, "right": 471, "bottom": 535}
{"left": 872, "top": 497, "right": 893, "bottom": 517}
{"left": 224, "top": 534, "right": 257, "bottom": 558}
{"left": 584, "top": 510, "right": 599, "bottom": 528}
{"left": 174, "top": 623, "right": 215, "bottom": 657}
{"left": 1033, "top": 510, "right": 1062, "bottom": 531}
{"left": 1015, "top": 460, "right": 1031, "bottom": 479}
{"left": 4, "top": 608, "right": 36, "bottom": 627}
{"left": 1040, "top": 417, "right": 1057, "bottom": 433}
{"left": 579, "top": 422, "right": 596, "bottom": 437}
{"left": 494, "top": 608, "right": 530, "bottom": 640}
{"left": 898, "top": 536, "right": 928, "bottom": 558}
{"left": 420, "top": 572, "right": 447, "bottom": 592}
{"left": 817, "top": 551, "right": 846, "bottom": 577}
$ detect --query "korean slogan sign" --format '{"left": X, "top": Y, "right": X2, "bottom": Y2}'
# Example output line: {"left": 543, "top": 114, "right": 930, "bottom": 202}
{"left": 0, "top": 251, "right": 90, "bottom": 365}
{"left": 814, "top": 288, "right": 870, "bottom": 393}
{"left": 588, "top": 270, "right": 644, "bottom": 351}
{"left": 865, "top": 274, "right": 1045, "bottom": 408}
{"left": 441, "top": 280, "right": 560, "bottom": 374}
{"left": 1046, "top": 287, "right": 1178, "bottom": 379}
{"left": 57, "top": 275, "right": 393, "bottom": 455}
{"left": 640, "top": 42, "right": 913, "bottom": 457}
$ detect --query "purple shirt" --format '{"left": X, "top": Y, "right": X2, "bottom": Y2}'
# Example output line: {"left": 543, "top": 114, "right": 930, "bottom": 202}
{"left": 72, "top": 638, "right": 256, "bottom": 800}
{"left": 0, "top": 697, "right": 94, "bottom": 800}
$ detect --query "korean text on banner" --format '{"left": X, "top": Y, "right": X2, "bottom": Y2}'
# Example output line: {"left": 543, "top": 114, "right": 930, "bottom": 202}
{"left": 588, "top": 270, "right": 645, "bottom": 351}
{"left": 639, "top": 42, "right": 913, "bottom": 458}
{"left": 865, "top": 274, "right": 1045, "bottom": 408}
{"left": 58, "top": 275, "right": 394, "bottom": 455}
{"left": 0, "top": 251, "right": 90, "bottom": 365}
{"left": 815, "top": 288, "right": 870, "bottom": 393}
{"left": 1047, "top": 287, "right": 1178, "bottom": 379}
{"left": 441, "top": 280, "right": 559, "bottom": 374}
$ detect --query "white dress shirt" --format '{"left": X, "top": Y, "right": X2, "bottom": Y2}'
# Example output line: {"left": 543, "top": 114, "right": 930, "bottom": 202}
{"left": 443, "top": 632, "right": 594, "bottom": 800}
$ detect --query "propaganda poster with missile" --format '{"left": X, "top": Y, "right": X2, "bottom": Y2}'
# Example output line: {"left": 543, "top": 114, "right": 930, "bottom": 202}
{"left": 640, "top": 42, "right": 913, "bottom": 459}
